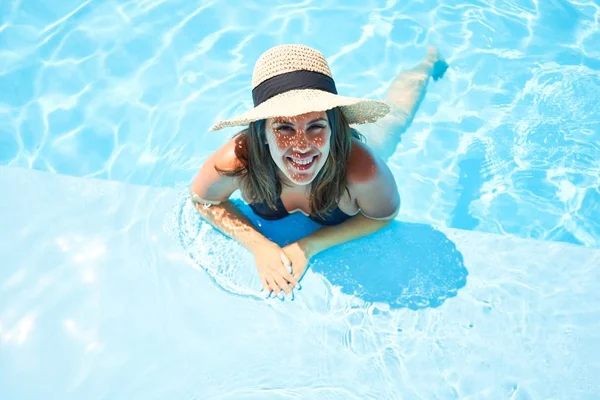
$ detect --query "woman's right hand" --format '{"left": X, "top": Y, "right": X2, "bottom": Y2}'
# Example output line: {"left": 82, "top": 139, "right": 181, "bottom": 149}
{"left": 251, "top": 241, "right": 299, "bottom": 297}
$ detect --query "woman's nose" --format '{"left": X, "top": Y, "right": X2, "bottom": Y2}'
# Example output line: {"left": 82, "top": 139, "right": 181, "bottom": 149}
{"left": 293, "top": 130, "right": 310, "bottom": 150}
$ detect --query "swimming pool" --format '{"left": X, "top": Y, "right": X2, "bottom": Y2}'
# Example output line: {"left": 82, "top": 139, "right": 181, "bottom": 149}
{"left": 1, "top": 0, "right": 600, "bottom": 398}
{"left": 2, "top": 0, "right": 599, "bottom": 247}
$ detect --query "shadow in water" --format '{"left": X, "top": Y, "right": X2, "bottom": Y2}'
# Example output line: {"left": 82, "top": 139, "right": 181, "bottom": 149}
{"left": 168, "top": 194, "right": 468, "bottom": 310}
{"left": 239, "top": 201, "right": 469, "bottom": 310}
{"left": 312, "top": 221, "right": 467, "bottom": 310}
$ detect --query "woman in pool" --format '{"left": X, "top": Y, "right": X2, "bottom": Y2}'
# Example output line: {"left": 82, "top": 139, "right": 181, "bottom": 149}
{"left": 191, "top": 44, "right": 447, "bottom": 297}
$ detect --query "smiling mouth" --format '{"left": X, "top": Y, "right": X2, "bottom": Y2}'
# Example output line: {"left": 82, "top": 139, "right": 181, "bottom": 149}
{"left": 286, "top": 155, "right": 318, "bottom": 171}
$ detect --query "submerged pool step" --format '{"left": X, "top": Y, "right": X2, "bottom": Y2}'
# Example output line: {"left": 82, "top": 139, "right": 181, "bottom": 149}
{"left": 1, "top": 166, "right": 599, "bottom": 399}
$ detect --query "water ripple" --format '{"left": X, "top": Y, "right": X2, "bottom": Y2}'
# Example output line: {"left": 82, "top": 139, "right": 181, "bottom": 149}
{"left": 0, "top": 0, "right": 598, "bottom": 248}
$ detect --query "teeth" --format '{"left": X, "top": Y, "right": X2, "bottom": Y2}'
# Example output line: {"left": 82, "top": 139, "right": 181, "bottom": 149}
{"left": 290, "top": 156, "right": 314, "bottom": 165}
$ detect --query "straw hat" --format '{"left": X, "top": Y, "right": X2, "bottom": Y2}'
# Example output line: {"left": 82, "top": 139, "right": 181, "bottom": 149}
{"left": 209, "top": 44, "right": 390, "bottom": 131}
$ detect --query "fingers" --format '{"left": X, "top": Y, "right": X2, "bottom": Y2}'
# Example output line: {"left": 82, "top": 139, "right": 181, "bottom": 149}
{"left": 277, "top": 266, "right": 298, "bottom": 289}
{"left": 273, "top": 273, "right": 294, "bottom": 295}
{"left": 280, "top": 252, "right": 293, "bottom": 276}
{"left": 280, "top": 252, "right": 291, "bottom": 269}
{"left": 256, "top": 249, "right": 301, "bottom": 298}
{"left": 260, "top": 276, "right": 270, "bottom": 293}
{"left": 262, "top": 271, "right": 296, "bottom": 298}
{"left": 264, "top": 275, "right": 279, "bottom": 295}
{"left": 279, "top": 252, "right": 299, "bottom": 287}
{"left": 262, "top": 272, "right": 291, "bottom": 296}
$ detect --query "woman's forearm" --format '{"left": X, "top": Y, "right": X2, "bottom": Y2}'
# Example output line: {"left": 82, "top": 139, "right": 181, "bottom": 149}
{"left": 297, "top": 213, "right": 391, "bottom": 259}
{"left": 193, "top": 200, "right": 271, "bottom": 252}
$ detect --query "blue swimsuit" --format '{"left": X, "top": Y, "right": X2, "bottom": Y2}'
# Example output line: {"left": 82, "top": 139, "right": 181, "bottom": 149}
{"left": 249, "top": 197, "right": 354, "bottom": 226}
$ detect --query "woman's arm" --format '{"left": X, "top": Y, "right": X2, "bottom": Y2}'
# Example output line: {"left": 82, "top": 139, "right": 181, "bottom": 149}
{"left": 295, "top": 212, "right": 396, "bottom": 260}
{"left": 190, "top": 138, "right": 297, "bottom": 294}
{"left": 285, "top": 148, "right": 400, "bottom": 280}
{"left": 190, "top": 138, "right": 273, "bottom": 251}
{"left": 298, "top": 160, "right": 399, "bottom": 258}
{"left": 192, "top": 198, "right": 273, "bottom": 252}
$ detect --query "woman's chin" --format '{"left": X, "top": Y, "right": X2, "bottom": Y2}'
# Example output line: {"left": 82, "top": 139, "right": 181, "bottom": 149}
{"left": 285, "top": 171, "right": 316, "bottom": 185}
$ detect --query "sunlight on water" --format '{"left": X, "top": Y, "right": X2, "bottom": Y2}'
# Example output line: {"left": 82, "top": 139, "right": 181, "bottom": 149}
{"left": 2, "top": 3, "right": 600, "bottom": 397}
{"left": 1, "top": 0, "right": 599, "bottom": 246}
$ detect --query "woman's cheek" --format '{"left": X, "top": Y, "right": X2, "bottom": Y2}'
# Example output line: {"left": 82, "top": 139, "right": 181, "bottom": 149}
{"left": 311, "top": 135, "right": 326, "bottom": 148}
{"left": 275, "top": 134, "right": 294, "bottom": 150}
{"left": 312, "top": 130, "right": 331, "bottom": 150}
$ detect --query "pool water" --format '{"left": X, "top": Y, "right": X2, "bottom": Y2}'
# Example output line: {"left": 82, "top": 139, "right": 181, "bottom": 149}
{"left": 1, "top": 0, "right": 598, "bottom": 247}
{"left": 1, "top": 0, "right": 600, "bottom": 398}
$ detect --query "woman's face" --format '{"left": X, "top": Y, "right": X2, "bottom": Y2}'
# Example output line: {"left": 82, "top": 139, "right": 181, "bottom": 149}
{"left": 265, "top": 111, "right": 331, "bottom": 186}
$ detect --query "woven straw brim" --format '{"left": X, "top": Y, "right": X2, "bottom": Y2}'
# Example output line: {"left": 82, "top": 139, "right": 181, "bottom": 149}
{"left": 209, "top": 89, "right": 390, "bottom": 131}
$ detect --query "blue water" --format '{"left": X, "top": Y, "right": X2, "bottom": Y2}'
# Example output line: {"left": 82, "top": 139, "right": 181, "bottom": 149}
{"left": 3, "top": 166, "right": 600, "bottom": 399}
{"left": 1, "top": 0, "right": 599, "bottom": 247}
{"left": 1, "top": 0, "right": 600, "bottom": 398}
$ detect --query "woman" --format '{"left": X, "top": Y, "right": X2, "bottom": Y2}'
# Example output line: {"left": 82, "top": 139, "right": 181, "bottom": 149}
{"left": 191, "top": 44, "right": 447, "bottom": 297}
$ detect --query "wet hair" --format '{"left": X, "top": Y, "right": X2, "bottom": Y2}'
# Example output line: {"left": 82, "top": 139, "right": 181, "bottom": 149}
{"left": 215, "top": 107, "right": 364, "bottom": 216}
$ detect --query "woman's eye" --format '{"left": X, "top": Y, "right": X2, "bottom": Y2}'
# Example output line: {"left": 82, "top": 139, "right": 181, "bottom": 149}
{"left": 274, "top": 124, "right": 325, "bottom": 134}
{"left": 274, "top": 126, "right": 294, "bottom": 133}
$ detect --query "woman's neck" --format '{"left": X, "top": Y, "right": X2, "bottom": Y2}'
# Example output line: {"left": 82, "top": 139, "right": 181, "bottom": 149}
{"left": 278, "top": 173, "right": 311, "bottom": 194}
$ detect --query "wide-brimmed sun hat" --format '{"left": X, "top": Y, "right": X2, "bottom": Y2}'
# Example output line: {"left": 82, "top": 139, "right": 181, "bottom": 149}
{"left": 209, "top": 44, "right": 391, "bottom": 131}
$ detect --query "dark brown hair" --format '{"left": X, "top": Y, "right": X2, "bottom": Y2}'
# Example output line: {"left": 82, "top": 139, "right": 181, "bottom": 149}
{"left": 216, "top": 107, "right": 364, "bottom": 216}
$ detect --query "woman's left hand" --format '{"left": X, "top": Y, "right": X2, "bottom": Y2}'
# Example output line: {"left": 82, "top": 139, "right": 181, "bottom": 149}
{"left": 282, "top": 242, "right": 310, "bottom": 282}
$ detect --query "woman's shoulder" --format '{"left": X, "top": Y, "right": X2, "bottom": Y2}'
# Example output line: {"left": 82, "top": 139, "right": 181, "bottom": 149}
{"left": 189, "top": 132, "right": 248, "bottom": 203}
{"left": 345, "top": 139, "right": 400, "bottom": 218}
{"left": 212, "top": 131, "right": 248, "bottom": 171}
{"left": 346, "top": 138, "right": 383, "bottom": 185}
